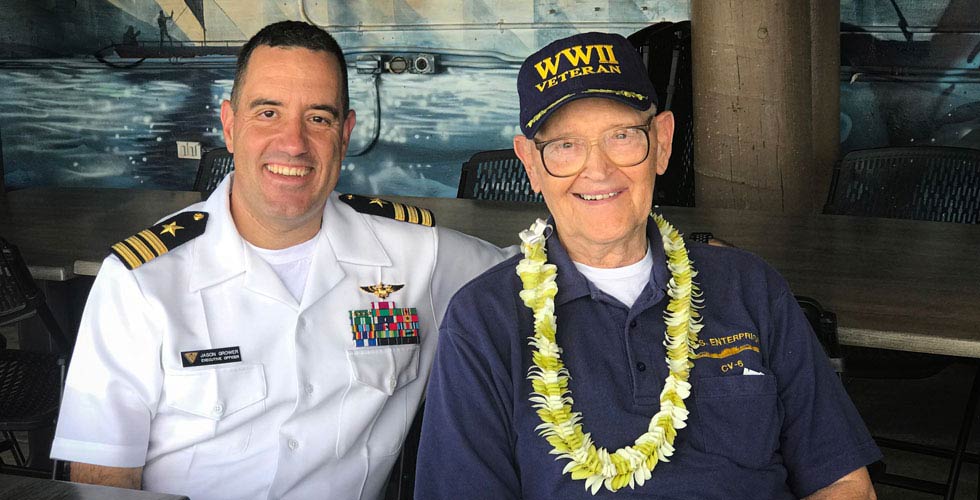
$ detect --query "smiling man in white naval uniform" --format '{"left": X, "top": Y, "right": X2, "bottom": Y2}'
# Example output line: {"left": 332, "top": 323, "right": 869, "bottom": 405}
{"left": 50, "top": 21, "right": 513, "bottom": 500}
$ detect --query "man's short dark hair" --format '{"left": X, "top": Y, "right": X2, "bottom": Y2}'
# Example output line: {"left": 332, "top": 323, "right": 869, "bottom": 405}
{"left": 231, "top": 21, "right": 349, "bottom": 113}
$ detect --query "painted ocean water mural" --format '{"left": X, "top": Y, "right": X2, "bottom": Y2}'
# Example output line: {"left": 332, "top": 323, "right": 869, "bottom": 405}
{"left": 0, "top": 59, "right": 229, "bottom": 190}
{"left": 0, "top": 0, "right": 692, "bottom": 197}
{"left": 5, "top": 0, "right": 980, "bottom": 198}
{"left": 0, "top": 56, "right": 520, "bottom": 197}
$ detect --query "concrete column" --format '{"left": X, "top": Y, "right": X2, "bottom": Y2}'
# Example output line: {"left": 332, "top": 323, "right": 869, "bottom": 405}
{"left": 691, "top": 0, "right": 839, "bottom": 214}
{"left": 810, "top": 0, "right": 841, "bottom": 213}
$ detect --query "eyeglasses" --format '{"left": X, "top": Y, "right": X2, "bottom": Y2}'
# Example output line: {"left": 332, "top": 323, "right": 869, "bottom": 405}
{"left": 533, "top": 117, "right": 653, "bottom": 178}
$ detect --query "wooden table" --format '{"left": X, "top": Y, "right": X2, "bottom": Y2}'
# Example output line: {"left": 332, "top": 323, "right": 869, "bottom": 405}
{"left": 388, "top": 196, "right": 980, "bottom": 359}
{"left": 0, "top": 473, "right": 189, "bottom": 499}
{"left": 2, "top": 188, "right": 980, "bottom": 358}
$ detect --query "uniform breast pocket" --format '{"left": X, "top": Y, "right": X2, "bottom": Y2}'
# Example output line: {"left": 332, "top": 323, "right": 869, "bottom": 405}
{"left": 338, "top": 345, "right": 420, "bottom": 457}
{"left": 347, "top": 344, "right": 420, "bottom": 395}
{"left": 163, "top": 363, "right": 268, "bottom": 456}
{"left": 694, "top": 374, "right": 781, "bottom": 469}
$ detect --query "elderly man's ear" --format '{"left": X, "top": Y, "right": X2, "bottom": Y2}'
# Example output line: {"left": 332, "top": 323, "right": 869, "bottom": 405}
{"left": 653, "top": 110, "right": 675, "bottom": 176}
{"left": 513, "top": 135, "right": 543, "bottom": 194}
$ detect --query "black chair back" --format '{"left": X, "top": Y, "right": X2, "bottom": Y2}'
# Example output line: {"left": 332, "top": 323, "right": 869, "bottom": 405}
{"left": 193, "top": 147, "right": 234, "bottom": 197}
{"left": 457, "top": 149, "right": 542, "bottom": 203}
{"left": 826, "top": 146, "right": 980, "bottom": 223}
{"left": 629, "top": 21, "right": 696, "bottom": 207}
{"left": 0, "top": 239, "right": 69, "bottom": 353}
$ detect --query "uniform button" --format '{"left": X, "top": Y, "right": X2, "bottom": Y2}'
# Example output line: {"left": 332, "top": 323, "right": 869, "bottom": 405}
{"left": 636, "top": 362, "right": 646, "bottom": 372}
{"left": 388, "top": 377, "right": 397, "bottom": 392}
{"left": 305, "top": 384, "right": 314, "bottom": 395}
{"left": 288, "top": 439, "right": 299, "bottom": 450}
{"left": 629, "top": 320, "right": 638, "bottom": 328}
{"left": 213, "top": 403, "right": 224, "bottom": 415}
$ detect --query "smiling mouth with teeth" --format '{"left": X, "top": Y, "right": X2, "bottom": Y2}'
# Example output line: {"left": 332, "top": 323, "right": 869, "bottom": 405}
{"left": 266, "top": 164, "right": 312, "bottom": 177}
{"left": 578, "top": 191, "right": 620, "bottom": 201}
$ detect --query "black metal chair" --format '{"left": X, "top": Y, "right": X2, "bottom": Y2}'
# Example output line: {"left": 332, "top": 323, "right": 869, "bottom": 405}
{"left": 193, "top": 147, "right": 234, "bottom": 197}
{"left": 795, "top": 296, "right": 843, "bottom": 375}
{"left": 825, "top": 145, "right": 980, "bottom": 498}
{"left": 457, "top": 149, "right": 543, "bottom": 203}
{"left": 0, "top": 237, "right": 70, "bottom": 478}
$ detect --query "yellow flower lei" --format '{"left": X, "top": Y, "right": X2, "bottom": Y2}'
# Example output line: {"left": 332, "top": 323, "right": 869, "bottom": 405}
{"left": 516, "top": 214, "right": 703, "bottom": 494}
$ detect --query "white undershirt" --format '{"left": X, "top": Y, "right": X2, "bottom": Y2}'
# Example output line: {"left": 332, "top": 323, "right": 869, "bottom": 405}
{"left": 573, "top": 244, "right": 654, "bottom": 308}
{"left": 246, "top": 236, "right": 318, "bottom": 302}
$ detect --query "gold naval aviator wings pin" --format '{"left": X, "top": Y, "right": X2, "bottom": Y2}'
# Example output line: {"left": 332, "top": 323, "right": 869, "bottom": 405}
{"left": 359, "top": 283, "right": 405, "bottom": 299}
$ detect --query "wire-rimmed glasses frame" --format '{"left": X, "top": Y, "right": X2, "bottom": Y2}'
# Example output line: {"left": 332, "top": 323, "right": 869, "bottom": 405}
{"left": 532, "top": 116, "right": 654, "bottom": 178}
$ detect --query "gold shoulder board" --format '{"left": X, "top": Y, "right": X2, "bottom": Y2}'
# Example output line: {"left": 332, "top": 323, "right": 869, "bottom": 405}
{"left": 339, "top": 194, "right": 434, "bottom": 227}
{"left": 110, "top": 211, "right": 209, "bottom": 270}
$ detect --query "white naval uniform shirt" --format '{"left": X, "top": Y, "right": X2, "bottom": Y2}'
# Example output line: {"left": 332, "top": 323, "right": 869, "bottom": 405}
{"left": 51, "top": 175, "right": 514, "bottom": 500}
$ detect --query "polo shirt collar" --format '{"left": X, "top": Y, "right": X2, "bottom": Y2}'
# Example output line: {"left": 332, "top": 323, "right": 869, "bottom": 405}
{"left": 548, "top": 216, "right": 670, "bottom": 306}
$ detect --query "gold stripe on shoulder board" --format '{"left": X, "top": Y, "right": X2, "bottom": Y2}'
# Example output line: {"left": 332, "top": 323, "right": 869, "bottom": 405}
{"left": 125, "top": 236, "right": 156, "bottom": 262}
{"left": 138, "top": 229, "right": 168, "bottom": 256}
{"left": 112, "top": 242, "right": 142, "bottom": 270}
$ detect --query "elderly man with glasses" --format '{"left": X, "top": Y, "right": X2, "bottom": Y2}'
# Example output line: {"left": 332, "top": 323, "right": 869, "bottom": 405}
{"left": 415, "top": 32, "right": 880, "bottom": 499}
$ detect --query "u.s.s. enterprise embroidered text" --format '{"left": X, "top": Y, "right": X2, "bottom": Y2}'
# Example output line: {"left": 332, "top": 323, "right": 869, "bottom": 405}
{"left": 694, "top": 331, "right": 762, "bottom": 374}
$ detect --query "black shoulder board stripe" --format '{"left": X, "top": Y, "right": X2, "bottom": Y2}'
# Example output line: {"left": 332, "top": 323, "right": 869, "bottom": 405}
{"left": 110, "top": 211, "right": 209, "bottom": 270}
{"left": 339, "top": 194, "right": 434, "bottom": 227}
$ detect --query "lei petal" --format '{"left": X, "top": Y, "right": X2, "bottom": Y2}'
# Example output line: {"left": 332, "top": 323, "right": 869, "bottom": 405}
{"left": 519, "top": 214, "right": 703, "bottom": 494}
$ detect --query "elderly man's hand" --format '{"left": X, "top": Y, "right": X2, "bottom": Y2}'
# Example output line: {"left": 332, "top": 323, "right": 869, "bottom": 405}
{"left": 803, "top": 467, "right": 876, "bottom": 500}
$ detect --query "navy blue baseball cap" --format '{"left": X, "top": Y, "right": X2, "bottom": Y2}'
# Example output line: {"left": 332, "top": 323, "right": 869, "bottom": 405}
{"left": 518, "top": 32, "right": 658, "bottom": 138}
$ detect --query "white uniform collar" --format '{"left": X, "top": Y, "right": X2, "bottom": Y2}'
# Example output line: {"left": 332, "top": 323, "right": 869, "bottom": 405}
{"left": 189, "top": 174, "right": 247, "bottom": 291}
{"left": 188, "top": 174, "right": 393, "bottom": 296}
{"left": 322, "top": 192, "right": 393, "bottom": 268}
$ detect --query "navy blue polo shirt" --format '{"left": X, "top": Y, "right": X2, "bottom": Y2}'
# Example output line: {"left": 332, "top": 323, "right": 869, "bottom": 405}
{"left": 415, "top": 219, "right": 881, "bottom": 500}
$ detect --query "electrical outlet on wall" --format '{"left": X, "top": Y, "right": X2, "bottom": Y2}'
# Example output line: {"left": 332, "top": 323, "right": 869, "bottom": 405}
{"left": 177, "top": 141, "right": 202, "bottom": 160}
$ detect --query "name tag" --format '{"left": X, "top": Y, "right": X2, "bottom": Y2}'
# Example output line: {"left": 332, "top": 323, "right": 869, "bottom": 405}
{"left": 181, "top": 346, "right": 242, "bottom": 367}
